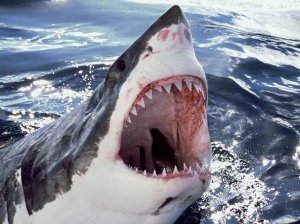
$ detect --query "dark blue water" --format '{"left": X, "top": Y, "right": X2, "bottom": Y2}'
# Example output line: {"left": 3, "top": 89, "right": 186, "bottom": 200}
{"left": 0, "top": 0, "right": 299, "bottom": 223}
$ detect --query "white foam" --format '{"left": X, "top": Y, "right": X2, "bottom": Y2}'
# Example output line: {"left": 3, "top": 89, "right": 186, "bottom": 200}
{"left": 127, "top": 0, "right": 300, "bottom": 40}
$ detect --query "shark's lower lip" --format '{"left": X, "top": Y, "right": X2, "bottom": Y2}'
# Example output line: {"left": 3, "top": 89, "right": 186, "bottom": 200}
{"left": 119, "top": 75, "right": 209, "bottom": 180}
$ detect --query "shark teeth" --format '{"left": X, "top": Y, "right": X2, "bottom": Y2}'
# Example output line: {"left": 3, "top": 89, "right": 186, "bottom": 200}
{"left": 155, "top": 85, "right": 162, "bottom": 92}
{"left": 173, "top": 165, "right": 179, "bottom": 174}
{"left": 152, "top": 170, "right": 157, "bottom": 177}
{"left": 196, "top": 162, "right": 201, "bottom": 170}
{"left": 127, "top": 116, "right": 131, "bottom": 124}
{"left": 123, "top": 77, "right": 208, "bottom": 179}
{"left": 174, "top": 81, "right": 182, "bottom": 91}
{"left": 137, "top": 97, "right": 145, "bottom": 108}
{"left": 125, "top": 78, "right": 206, "bottom": 130}
{"left": 131, "top": 163, "right": 204, "bottom": 178}
{"left": 163, "top": 84, "right": 172, "bottom": 93}
{"left": 186, "top": 80, "right": 192, "bottom": 91}
{"left": 187, "top": 166, "right": 193, "bottom": 175}
{"left": 130, "top": 106, "right": 137, "bottom": 116}
{"left": 183, "top": 163, "right": 188, "bottom": 171}
{"left": 145, "top": 89, "right": 152, "bottom": 99}
{"left": 162, "top": 168, "right": 167, "bottom": 177}
{"left": 194, "top": 83, "right": 201, "bottom": 93}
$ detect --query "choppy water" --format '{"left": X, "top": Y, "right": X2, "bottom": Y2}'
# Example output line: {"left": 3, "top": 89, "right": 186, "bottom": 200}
{"left": 0, "top": 0, "right": 299, "bottom": 223}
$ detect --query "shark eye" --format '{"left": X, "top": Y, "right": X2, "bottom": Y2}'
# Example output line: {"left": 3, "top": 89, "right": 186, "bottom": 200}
{"left": 116, "top": 59, "right": 126, "bottom": 72}
{"left": 146, "top": 46, "right": 153, "bottom": 53}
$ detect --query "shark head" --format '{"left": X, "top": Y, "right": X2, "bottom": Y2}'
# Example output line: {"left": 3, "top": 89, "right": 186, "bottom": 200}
{"left": 78, "top": 5, "right": 211, "bottom": 223}
{"left": 6, "top": 5, "right": 211, "bottom": 224}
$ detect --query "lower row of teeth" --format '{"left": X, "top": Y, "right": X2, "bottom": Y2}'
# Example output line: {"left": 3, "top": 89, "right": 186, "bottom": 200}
{"left": 129, "top": 162, "right": 206, "bottom": 177}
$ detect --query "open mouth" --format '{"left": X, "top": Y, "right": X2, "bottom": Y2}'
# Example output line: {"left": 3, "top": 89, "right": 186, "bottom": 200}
{"left": 119, "top": 75, "right": 208, "bottom": 180}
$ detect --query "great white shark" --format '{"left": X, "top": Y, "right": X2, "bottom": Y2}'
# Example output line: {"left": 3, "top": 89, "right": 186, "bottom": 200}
{"left": 0, "top": 5, "right": 211, "bottom": 224}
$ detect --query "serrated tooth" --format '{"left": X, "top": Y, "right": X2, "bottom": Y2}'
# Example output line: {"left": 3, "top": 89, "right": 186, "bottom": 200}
{"left": 130, "top": 106, "right": 137, "bottom": 116}
{"left": 203, "top": 90, "right": 206, "bottom": 100}
{"left": 196, "top": 162, "right": 201, "bottom": 170}
{"left": 135, "top": 168, "right": 138, "bottom": 172}
{"left": 194, "top": 83, "right": 201, "bottom": 93}
{"left": 186, "top": 80, "right": 192, "bottom": 91}
{"left": 163, "top": 84, "right": 172, "bottom": 93}
{"left": 152, "top": 170, "right": 157, "bottom": 177}
{"left": 199, "top": 166, "right": 205, "bottom": 174}
{"left": 145, "top": 89, "right": 152, "bottom": 99}
{"left": 143, "top": 170, "right": 147, "bottom": 176}
{"left": 127, "top": 116, "right": 131, "bottom": 124}
{"left": 197, "top": 97, "right": 204, "bottom": 106}
{"left": 198, "top": 86, "right": 202, "bottom": 93}
{"left": 174, "top": 80, "right": 182, "bottom": 91}
{"left": 187, "top": 166, "right": 193, "bottom": 174}
{"left": 183, "top": 163, "right": 188, "bottom": 171}
{"left": 173, "top": 166, "right": 179, "bottom": 174}
{"left": 162, "top": 168, "right": 167, "bottom": 177}
{"left": 137, "top": 97, "right": 145, "bottom": 108}
{"left": 200, "top": 87, "right": 204, "bottom": 95}
{"left": 155, "top": 86, "right": 162, "bottom": 92}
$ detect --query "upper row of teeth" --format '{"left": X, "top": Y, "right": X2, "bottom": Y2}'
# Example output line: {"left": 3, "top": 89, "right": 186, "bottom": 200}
{"left": 126, "top": 80, "right": 205, "bottom": 124}
{"left": 130, "top": 162, "right": 206, "bottom": 178}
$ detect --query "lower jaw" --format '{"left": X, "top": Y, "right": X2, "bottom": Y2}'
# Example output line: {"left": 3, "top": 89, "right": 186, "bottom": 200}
{"left": 116, "top": 156, "right": 211, "bottom": 182}
{"left": 82, "top": 155, "right": 211, "bottom": 217}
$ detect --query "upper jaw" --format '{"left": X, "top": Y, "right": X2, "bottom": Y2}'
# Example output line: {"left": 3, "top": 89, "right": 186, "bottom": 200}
{"left": 124, "top": 53, "right": 207, "bottom": 117}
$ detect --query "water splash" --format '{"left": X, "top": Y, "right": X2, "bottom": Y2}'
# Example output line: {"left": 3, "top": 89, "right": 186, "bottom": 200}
{"left": 177, "top": 141, "right": 272, "bottom": 223}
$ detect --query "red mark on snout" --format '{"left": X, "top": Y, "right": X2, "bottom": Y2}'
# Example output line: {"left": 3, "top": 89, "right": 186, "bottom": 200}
{"left": 157, "top": 29, "right": 170, "bottom": 42}
{"left": 142, "top": 53, "right": 150, "bottom": 59}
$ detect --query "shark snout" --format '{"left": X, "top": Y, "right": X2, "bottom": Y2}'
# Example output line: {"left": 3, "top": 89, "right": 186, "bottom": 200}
{"left": 145, "top": 6, "right": 193, "bottom": 55}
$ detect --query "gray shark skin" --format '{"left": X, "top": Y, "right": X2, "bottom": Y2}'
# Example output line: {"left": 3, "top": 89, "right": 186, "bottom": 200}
{"left": 0, "top": 5, "right": 211, "bottom": 224}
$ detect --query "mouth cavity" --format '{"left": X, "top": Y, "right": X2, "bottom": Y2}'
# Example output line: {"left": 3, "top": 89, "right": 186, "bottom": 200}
{"left": 119, "top": 76, "right": 208, "bottom": 180}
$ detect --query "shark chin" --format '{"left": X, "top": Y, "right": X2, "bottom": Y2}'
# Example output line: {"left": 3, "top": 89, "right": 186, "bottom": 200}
{"left": 0, "top": 5, "right": 211, "bottom": 224}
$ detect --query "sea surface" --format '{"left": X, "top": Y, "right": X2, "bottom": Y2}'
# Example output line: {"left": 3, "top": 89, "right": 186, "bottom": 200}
{"left": 0, "top": 0, "right": 299, "bottom": 223}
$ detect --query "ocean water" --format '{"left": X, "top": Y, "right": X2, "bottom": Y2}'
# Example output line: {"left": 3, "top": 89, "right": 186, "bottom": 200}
{"left": 0, "top": 0, "right": 299, "bottom": 223}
